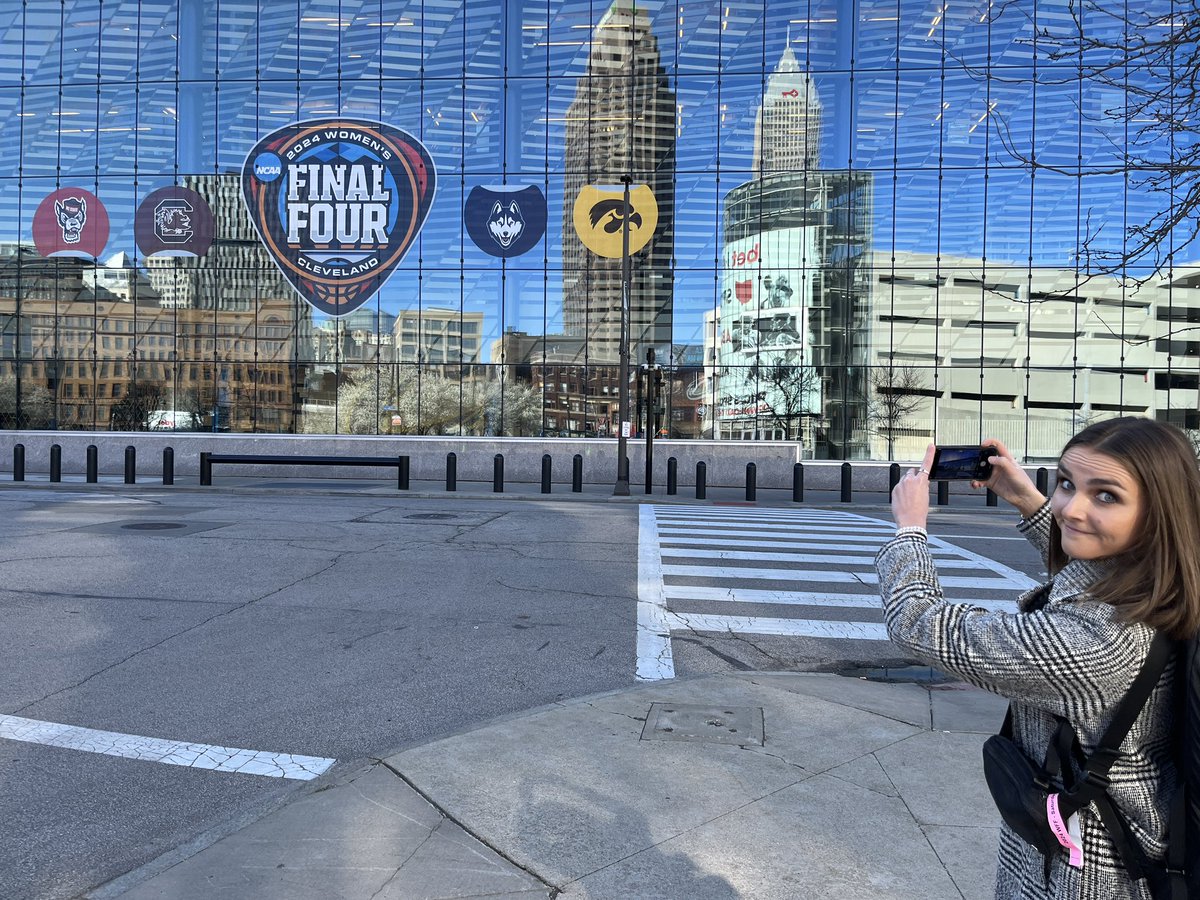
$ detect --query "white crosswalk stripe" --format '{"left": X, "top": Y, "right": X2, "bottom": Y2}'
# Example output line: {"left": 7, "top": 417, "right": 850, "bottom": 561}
{"left": 637, "top": 504, "right": 1040, "bottom": 681}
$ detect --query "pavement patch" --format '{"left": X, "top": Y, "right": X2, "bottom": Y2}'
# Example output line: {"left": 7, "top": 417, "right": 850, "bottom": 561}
{"left": 641, "top": 702, "right": 764, "bottom": 747}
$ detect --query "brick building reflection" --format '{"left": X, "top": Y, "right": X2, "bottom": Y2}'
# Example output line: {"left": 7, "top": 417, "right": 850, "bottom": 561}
{"left": 1, "top": 172, "right": 311, "bottom": 432}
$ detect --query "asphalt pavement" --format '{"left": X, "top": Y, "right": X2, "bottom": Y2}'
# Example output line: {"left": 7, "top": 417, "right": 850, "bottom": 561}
{"left": 0, "top": 473, "right": 1027, "bottom": 900}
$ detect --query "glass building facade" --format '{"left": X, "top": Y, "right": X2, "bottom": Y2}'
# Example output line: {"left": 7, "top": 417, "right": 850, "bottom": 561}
{"left": 1, "top": 0, "right": 1197, "bottom": 459}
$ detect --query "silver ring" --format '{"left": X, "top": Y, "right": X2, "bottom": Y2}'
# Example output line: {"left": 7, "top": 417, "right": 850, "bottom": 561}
{"left": 918, "top": 467, "right": 929, "bottom": 475}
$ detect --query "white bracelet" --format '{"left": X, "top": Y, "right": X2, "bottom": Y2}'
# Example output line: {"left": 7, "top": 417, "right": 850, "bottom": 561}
{"left": 894, "top": 525, "right": 928, "bottom": 539}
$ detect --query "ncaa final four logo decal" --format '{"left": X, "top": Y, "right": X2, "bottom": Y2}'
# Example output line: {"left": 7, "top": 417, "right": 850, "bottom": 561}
{"left": 241, "top": 118, "right": 436, "bottom": 317}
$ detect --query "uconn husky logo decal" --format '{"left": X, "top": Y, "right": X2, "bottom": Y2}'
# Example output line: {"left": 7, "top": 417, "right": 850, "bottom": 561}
{"left": 489, "top": 202, "right": 523, "bottom": 248}
{"left": 241, "top": 118, "right": 436, "bottom": 316}
{"left": 464, "top": 185, "right": 546, "bottom": 258}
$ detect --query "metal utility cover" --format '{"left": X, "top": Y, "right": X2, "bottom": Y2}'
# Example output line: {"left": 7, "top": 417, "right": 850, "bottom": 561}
{"left": 358, "top": 509, "right": 501, "bottom": 527}
{"left": 70, "top": 520, "right": 230, "bottom": 537}
{"left": 253, "top": 481, "right": 382, "bottom": 489}
{"left": 641, "top": 703, "right": 764, "bottom": 747}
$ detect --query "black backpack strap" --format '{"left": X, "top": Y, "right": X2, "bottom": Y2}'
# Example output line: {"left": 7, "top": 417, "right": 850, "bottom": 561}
{"left": 1048, "top": 632, "right": 1171, "bottom": 820}
{"left": 1159, "top": 640, "right": 1190, "bottom": 900}
{"left": 1050, "top": 632, "right": 1174, "bottom": 892}
{"left": 1081, "top": 631, "right": 1173, "bottom": 790}
{"left": 998, "top": 630, "right": 1177, "bottom": 892}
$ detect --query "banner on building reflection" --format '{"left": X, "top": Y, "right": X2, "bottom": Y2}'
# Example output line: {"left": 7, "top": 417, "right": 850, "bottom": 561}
{"left": 32, "top": 188, "right": 110, "bottom": 260}
{"left": 464, "top": 184, "right": 547, "bottom": 258}
{"left": 572, "top": 184, "right": 657, "bottom": 258}
{"left": 240, "top": 118, "right": 437, "bottom": 317}
{"left": 716, "top": 227, "right": 820, "bottom": 426}
{"left": 134, "top": 186, "right": 215, "bottom": 258}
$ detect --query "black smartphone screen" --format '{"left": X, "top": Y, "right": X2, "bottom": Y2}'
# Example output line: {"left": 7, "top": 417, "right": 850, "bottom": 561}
{"left": 930, "top": 446, "right": 995, "bottom": 480}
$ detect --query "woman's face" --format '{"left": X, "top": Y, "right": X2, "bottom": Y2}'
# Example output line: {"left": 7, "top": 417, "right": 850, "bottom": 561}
{"left": 1051, "top": 446, "right": 1143, "bottom": 561}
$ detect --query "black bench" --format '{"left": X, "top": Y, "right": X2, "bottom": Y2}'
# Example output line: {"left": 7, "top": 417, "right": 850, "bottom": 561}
{"left": 199, "top": 452, "right": 410, "bottom": 489}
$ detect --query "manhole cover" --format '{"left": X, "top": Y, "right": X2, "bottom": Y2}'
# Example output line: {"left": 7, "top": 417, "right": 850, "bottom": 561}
{"left": 404, "top": 513, "right": 457, "bottom": 520}
{"left": 641, "top": 703, "right": 764, "bottom": 747}
{"left": 119, "top": 522, "right": 188, "bottom": 531}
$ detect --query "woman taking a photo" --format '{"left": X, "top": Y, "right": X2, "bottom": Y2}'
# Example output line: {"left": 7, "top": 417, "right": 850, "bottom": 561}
{"left": 876, "top": 417, "right": 1200, "bottom": 899}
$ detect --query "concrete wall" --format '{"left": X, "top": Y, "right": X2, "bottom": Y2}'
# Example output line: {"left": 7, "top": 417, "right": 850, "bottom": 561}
{"left": 0, "top": 431, "right": 1046, "bottom": 494}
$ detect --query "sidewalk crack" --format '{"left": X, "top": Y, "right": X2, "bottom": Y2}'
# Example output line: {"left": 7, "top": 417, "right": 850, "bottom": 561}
{"left": 378, "top": 761, "right": 559, "bottom": 894}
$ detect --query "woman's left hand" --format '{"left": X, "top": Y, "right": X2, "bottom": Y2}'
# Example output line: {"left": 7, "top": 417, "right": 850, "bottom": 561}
{"left": 891, "top": 444, "right": 936, "bottom": 529}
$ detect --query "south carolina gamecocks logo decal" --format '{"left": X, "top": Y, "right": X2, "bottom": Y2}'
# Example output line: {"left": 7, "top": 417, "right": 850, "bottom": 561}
{"left": 241, "top": 118, "right": 436, "bottom": 317}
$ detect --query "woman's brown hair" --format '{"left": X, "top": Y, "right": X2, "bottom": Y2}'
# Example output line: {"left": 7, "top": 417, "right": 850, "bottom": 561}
{"left": 1048, "top": 416, "right": 1200, "bottom": 639}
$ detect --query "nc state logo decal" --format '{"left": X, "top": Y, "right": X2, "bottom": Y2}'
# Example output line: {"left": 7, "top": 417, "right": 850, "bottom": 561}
{"left": 241, "top": 118, "right": 436, "bottom": 317}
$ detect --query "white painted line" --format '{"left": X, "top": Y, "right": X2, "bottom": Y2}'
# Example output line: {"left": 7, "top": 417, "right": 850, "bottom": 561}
{"left": 652, "top": 511, "right": 878, "bottom": 525}
{"left": 936, "top": 534, "right": 1028, "bottom": 541}
{"left": 655, "top": 507, "right": 873, "bottom": 518}
{"left": 0, "top": 715, "right": 336, "bottom": 781}
{"left": 927, "top": 534, "right": 1040, "bottom": 589}
{"left": 660, "top": 564, "right": 1016, "bottom": 589}
{"left": 653, "top": 507, "right": 879, "bottom": 518}
{"left": 655, "top": 518, "right": 885, "bottom": 529}
{"left": 657, "top": 529, "right": 897, "bottom": 545}
{"left": 844, "top": 512, "right": 1041, "bottom": 591}
{"left": 662, "top": 564, "right": 868, "bottom": 584}
{"left": 667, "top": 611, "right": 889, "bottom": 640}
{"left": 637, "top": 504, "right": 675, "bottom": 681}
{"left": 659, "top": 548, "right": 985, "bottom": 568}
{"left": 662, "top": 586, "right": 1018, "bottom": 611}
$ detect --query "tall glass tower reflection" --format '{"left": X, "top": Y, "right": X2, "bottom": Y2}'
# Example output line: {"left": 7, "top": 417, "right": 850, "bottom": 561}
{"left": 561, "top": 3, "right": 675, "bottom": 366}
{"left": 718, "top": 42, "right": 873, "bottom": 458}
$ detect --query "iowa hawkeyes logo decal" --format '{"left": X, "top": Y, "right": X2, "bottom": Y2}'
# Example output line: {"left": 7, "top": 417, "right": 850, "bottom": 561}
{"left": 241, "top": 118, "right": 436, "bottom": 317}
{"left": 572, "top": 184, "right": 658, "bottom": 258}
{"left": 588, "top": 198, "right": 642, "bottom": 234}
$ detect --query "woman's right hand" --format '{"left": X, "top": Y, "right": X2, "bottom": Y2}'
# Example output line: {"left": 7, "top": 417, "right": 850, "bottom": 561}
{"left": 973, "top": 439, "right": 1046, "bottom": 517}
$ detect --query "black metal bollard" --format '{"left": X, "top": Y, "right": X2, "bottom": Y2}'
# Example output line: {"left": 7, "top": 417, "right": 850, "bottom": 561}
{"left": 889, "top": 462, "right": 901, "bottom": 493}
{"left": 86, "top": 445, "right": 98, "bottom": 483}
{"left": 840, "top": 461, "right": 852, "bottom": 503}
{"left": 666, "top": 457, "right": 677, "bottom": 495}
{"left": 792, "top": 462, "right": 804, "bottom": 503}
{"left": 124, "top": 445, "right": 136, "bottom": 484}
{"left": 446, "top": 452, "right": 457, "bottom": 491}
{"left": 745, "top": 462, "right": 757, "bottom": 501}
{"left": 695, "top": 461, "right": 707, "bottom": 500}
{"left": 937, "top": 480, "right": 949, "bottom": 506}
{"left": 986, "top": 488, "right": 997, "bottom": 507}
{"left": 13, "top": 444, "right": 24, "bottom": 482}
{"left": 50, "top": 444, "right": 61, "bottom": 482}
{"left": 200, "top": 451, "right": 212, "bottom": 486}
{"left": 163, "top": 448, "right": 174, "bottom": 485}
{"left": 572, "top": 454, "right": 583, "bottom": 493}
{"left": 541, "top": 454, "right": 552, "bottom": 494}
{"left": 493, "top": 453, "right": 504, "bottom": 493}
{"left": 1036, "top": 467, "right": 1048, "bottom": 496}
{"left": 398, "top": 455, "right": 410, "bottom": 490}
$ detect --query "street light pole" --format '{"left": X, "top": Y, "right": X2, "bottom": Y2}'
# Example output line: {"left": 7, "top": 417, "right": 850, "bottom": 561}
{"left": 614, "top": 174, "right": 632, "bottom": 496}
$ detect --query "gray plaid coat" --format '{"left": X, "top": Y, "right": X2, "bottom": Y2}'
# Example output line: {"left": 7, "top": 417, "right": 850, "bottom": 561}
{"left": 875, "top": 502, "right": 1177, "bottom": 900}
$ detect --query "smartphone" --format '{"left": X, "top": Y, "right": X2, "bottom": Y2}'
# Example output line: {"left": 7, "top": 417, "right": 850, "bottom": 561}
{"left": 929, "top": 445, "right": 998, "bottom": 481}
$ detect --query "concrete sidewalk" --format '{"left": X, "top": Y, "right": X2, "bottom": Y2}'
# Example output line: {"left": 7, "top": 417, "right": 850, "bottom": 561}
{"left": 97, "top": 672, "right": 1009, "bottom": 900}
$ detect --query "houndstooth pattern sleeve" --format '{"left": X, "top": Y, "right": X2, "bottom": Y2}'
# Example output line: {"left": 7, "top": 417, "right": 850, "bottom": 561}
{"left": 1017, "top": 499, "right": 1053, "bottom": 568}
{"left": 873, "top": 533, "right": 1148, "bottom": 719}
